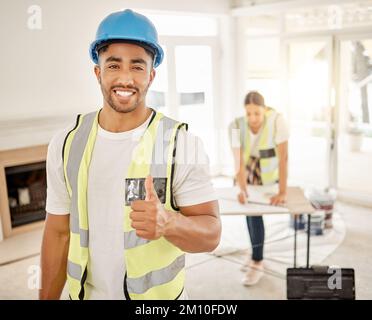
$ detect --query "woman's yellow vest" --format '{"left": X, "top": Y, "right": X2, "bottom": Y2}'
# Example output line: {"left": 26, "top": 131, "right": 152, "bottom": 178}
{"left": 234, "top": 108, "right": 279, "bottom": 185}
{"left": 62, "top": 109, "right": 187, "bottom": 300}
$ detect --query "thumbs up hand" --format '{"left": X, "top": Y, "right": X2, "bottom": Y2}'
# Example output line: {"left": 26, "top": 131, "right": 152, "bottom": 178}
{"left": 144, "top": 175, "right": 158, "bottom": 201}
{"left": 130, "top": 175, "right": 171, "bottom": 240}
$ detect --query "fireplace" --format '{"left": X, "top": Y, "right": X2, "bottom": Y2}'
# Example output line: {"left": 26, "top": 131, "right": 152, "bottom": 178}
{"left": 0, "top": 145, "right": 48, "bottom": 239}
{"left": 6, "top": 161, "right": 46, "bottom": 228}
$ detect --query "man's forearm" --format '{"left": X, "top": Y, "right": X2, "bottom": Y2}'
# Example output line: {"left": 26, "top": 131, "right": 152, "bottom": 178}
{"left": 163, "top": 209, "right": 221, "bottom": 253}
{"left": 39, "top": 232, "right": 69, "bottom": 300}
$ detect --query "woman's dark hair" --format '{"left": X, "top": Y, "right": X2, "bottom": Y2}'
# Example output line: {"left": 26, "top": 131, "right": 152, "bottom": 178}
{"left": 244, "top": 91, "right": 265, "bottom": 107}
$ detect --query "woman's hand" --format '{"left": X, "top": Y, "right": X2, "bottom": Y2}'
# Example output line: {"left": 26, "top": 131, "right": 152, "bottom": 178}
{"left": 237, "top": 189, "right": 248, "bottom": 204}
{"left": 270, "top": 192, "right": 286, "bottom": 205}
{"left": 235, "top": 168, "right": 248, "bottom": 205}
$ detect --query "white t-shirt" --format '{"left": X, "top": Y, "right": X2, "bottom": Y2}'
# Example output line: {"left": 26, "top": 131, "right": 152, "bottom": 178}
{"left": 45, "top": 111, "right": 217, "bottom": 300}
{"left": 248, "top": 114, "right": 289, "bottom": 157}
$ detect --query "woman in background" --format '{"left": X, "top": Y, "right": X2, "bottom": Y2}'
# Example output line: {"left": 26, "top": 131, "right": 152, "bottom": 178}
{"left": 229, "top": 91, "right": 289, "bottom": 286}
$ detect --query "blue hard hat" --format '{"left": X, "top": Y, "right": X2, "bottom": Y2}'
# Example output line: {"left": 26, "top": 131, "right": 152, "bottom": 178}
{"left": 89, "top": 9, "right": 164, "bottom": 67}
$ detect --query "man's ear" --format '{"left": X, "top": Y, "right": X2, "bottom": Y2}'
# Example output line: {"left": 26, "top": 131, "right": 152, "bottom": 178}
{"left": 148, "top": 68, "right": 156, "bottom": 87}
{"left": 94, "top": 65, "right": 101, "bottom": 84}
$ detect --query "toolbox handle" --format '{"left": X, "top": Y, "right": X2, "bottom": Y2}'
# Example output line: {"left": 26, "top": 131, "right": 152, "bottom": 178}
{"left": 311, "top": 265, "right": 329, "bottom": 273}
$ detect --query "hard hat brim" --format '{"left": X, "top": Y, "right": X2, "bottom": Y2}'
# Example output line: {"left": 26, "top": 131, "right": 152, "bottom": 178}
{"left": 90, "top": 37, "right": 164, "bottom": 67}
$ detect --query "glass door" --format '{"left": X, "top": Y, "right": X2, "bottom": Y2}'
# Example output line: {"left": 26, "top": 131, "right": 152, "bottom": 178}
{"left": 149, "top": 39, "right": 219, "bottom": 173}
{"left": 137, "top": 11, "right": 220, "bottom": 172}
{"left": 284, "top": 38, "right": 333, "bottom": 189}
{"left": 174, "top": 45, "right": 217, "bottom": 170}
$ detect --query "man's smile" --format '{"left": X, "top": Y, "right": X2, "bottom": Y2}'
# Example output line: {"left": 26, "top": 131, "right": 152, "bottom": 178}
{"left": 112, "top": 88, "right": 137, "bottom": 102}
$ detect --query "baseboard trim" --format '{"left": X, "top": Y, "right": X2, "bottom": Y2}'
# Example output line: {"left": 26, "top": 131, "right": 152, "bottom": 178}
{"left": 337, "top": 189, "right": 372, "bottom": 208}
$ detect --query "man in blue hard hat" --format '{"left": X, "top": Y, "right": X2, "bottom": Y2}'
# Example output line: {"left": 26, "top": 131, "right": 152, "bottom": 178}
{"left": 40, "top": 9, "right": 221, "bottom": 300}
{"left": 89, "top": 9, "right": 164, "bottom": 116}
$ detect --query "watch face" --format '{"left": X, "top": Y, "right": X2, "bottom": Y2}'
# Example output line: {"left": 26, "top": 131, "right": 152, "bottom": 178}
{"left": 125, "top": 177, "right": 167, "bottom": 205}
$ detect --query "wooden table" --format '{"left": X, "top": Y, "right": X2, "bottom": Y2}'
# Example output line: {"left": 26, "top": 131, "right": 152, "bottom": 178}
{"left": 216, "top": 185, "right": 315, "bottom": 267}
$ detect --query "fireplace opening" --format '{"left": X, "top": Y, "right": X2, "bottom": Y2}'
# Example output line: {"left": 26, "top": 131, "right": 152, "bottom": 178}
{"left": 5, "top": 161, "right": 46, "bottom": 228}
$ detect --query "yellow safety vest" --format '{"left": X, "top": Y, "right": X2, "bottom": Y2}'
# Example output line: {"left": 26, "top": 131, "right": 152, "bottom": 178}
{"left": 234, "top": 108, "right": 279, "bottom": 185}
{"left": 62, "top": 109, "right": 187, "bottom": 300}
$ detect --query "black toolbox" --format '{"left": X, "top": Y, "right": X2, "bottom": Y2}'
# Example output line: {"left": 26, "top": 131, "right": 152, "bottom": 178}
{"left": 286, "top": 215, "right": 355, "bottom": 300}
{"left": 287, "top": 266, "right": 355, "bottom": 300}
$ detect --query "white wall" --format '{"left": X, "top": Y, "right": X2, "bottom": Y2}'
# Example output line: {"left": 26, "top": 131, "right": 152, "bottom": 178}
{"left": 0, "top": 0, "right": 229, "bottom": 122}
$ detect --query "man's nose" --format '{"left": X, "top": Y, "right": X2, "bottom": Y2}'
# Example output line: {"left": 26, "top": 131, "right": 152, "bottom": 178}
{"left": 117, "top": 68, "right": 135, "bottom": 86}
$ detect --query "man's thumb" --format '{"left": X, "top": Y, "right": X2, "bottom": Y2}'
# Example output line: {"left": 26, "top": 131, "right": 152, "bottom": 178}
{"left": 145, "top": 175, "right": 158, "bottom": 201}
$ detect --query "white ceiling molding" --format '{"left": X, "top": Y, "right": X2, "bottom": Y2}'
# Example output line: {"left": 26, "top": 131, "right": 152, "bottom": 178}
{"left": 231, "top": 0, "right": 361, "bottom": 16}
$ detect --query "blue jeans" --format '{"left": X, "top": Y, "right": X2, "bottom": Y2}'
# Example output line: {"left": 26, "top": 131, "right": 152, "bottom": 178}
{"left": 246, "top": 216, "right": 265, "bottom": 262}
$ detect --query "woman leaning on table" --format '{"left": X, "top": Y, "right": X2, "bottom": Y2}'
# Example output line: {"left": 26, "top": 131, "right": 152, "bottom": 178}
{"left": 229, "top": 91, "right": 289, "bottom": 286}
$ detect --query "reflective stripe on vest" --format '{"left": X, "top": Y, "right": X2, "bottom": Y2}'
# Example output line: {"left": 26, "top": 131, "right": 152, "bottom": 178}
{"left": 126, "top": 254, "right": 185, "bottom": 295}
{"left": 63, "top": 109, "right": 186, "bottom": 300}
{"left": 236, "top": 109, "right": 279, "bottom": 185}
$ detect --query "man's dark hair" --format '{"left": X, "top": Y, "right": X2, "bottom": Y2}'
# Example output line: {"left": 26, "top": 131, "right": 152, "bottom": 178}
{"left": 96, "top": 40, "right": 155, "bottom": 66}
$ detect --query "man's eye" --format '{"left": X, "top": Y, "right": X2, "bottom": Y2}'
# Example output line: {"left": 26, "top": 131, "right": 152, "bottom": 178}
{"left": 133, "top": 65, "right": 144, "bottom": 71}
{"left": 108, "top": 65, "right": 119, "bottom": 69}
